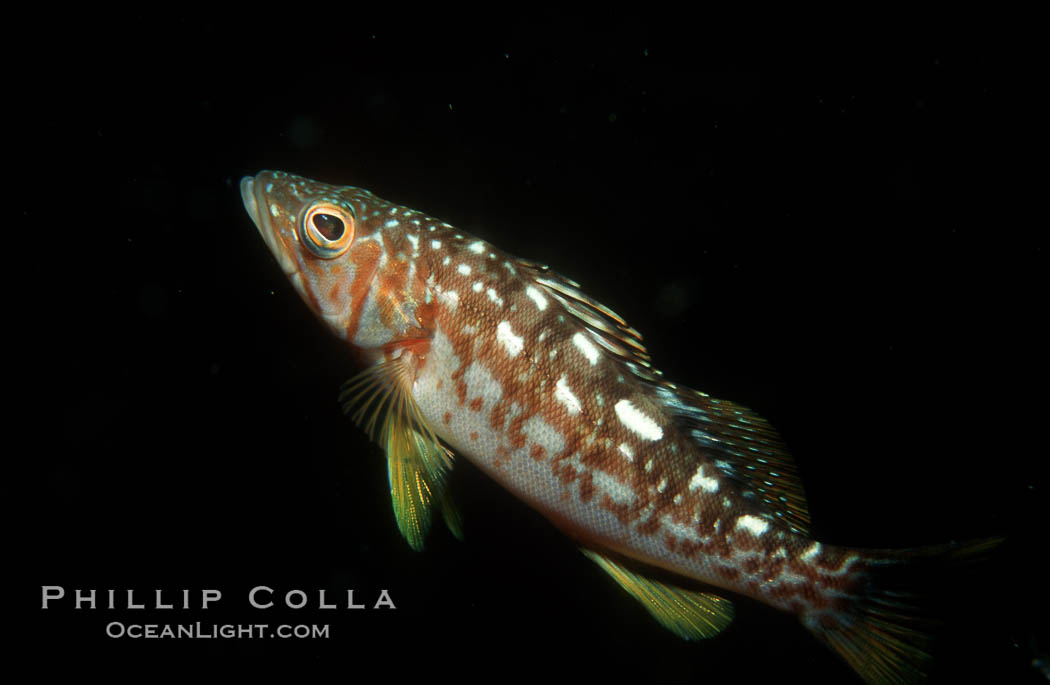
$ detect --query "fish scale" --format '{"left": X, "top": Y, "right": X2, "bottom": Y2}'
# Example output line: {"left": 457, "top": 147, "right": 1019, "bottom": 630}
{"left": 242, "top": 170, "right": 1000, "bottom": 684}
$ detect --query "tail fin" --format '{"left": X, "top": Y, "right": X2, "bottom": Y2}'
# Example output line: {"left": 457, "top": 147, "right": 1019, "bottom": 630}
{"left": 805, "top": 538, "right": 1003, "bottom": 685}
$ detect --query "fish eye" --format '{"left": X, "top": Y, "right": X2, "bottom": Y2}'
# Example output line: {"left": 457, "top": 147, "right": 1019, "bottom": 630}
{"left": 299, "top": 202, "right": 356, "bottom": 258}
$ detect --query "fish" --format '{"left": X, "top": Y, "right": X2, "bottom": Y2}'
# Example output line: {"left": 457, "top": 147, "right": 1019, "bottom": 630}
{"left": 241, "top": 170, "right": 999, "bottom": 684}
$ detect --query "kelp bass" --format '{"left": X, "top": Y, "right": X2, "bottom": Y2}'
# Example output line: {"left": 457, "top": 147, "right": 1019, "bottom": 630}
{"left": 242, "top": 170, "right": 996, "bottom": 684}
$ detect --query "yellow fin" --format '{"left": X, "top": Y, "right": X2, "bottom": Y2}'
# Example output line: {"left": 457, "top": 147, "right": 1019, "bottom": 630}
{"left": 439, "top": 489, "right": 465, "bottom": 542}
{"left": 340, "top": 359, "right": 453, "bottom": 551}
{"left": 582, "top": 549, "right": 733, "bottom": 640}
{"left": 384, "top": 428, "right": 445, "bottom": 551}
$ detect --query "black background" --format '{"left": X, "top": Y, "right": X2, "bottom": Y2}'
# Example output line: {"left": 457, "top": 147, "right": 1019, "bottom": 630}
{"left": 18, "top": 14, "right": 1046, "bottom": 683}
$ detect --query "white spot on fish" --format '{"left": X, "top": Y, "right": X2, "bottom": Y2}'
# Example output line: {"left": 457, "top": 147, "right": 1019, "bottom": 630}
{"left": 525, "top": 285, "right": 548, "bottom": 311}
{"left": 438, "top": 289, "right": 460, "bottom": 310}
{"left": 593, "top": 471, "right": 635, "bottom": 505}
{"left": 496, "top": 321, "right": 523, "bottom": 357}
{"left": 406, "top": 233, "right": 419, "bottom": 251}
{"left": 522, "top": 415, "right": 565, "bottom": 457}
{"left": 486, "top": 288, "right": 504, "bottom": 307}
{"left": 561, "top": 452, "right": 585, "bottom": 477}
{"left": 442, "top": 256, "right": 452, "bottom": 266}
{"left": 554, "top": 375, "right": 582, "bottom": 415}
{"left": 572, "top": 332, "right": 600, "bottom": 365}
{"left": 463, "top": 361, "right": 503, "bottom": 411}
{"left": 431, "top": 239, "right": 442, "bottom": 249}
{"left": 469, "top": 241, "right": 486, "bottom": 254}
{"left": 385, "top": 219, "right": 399, "bottom": 228}
{"left": 661, "top": 514, "right": 701, "bottom": 543}
{"left": 688, "top": 464, "right": 720, "bottom": 494}
{"left": 655, "top": 478, "right": 668, "bottom": 493}
{"left": 269, "top": 203, "right": 280, "bottom": 217}
{"left": 472, "top": 281, "right": 484, "bottom": 293}
{"left": 618, "top": 443, "right": 634, "bottom": 462}
{"left": 458, "top": 264, "right": 472, "bottom": 276}
{"left": 614, "top": 399, "right": 663, "bottom": 441}
{"left": 735, "top": 515, "right": 770, "bottom": 537}
{"left": 822, "top": 553, "right": 860, "bottom": 577}
{"left": 635, "top": 502, "right": 656, "bottom": 525}
{"left": 800, "top": 541, "right": 822, "bottom": 562}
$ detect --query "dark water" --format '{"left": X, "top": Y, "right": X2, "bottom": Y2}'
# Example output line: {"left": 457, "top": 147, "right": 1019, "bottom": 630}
{"left": 20, "top": 18, "right": 1045, "bottom": 683}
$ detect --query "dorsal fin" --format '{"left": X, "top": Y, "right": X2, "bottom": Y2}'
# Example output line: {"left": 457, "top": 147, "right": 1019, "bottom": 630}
{"left": 520, "top": 261, "right": 653, "bottom": 369}
{"left": 655, "top": 384, "right": 811, "bottom": 535}
{"left": 521, "top": 260, "right": 809, "bottom": 533}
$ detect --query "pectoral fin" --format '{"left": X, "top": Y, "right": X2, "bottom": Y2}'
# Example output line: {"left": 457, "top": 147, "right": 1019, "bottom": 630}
{"left": 583, "top": 549, "right": 733, "bottom": 640}
{"left": 440, "top": 489, "right": 465, "bottom": 542}
{"left": 341, "top": 358, "right": 454, "bottom": 551}
{"left": 384, "top": 426, "right": 448, "bottom": 550}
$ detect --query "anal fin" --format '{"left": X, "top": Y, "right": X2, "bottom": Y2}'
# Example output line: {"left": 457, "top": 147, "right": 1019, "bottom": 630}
{"left": 582, "top": 550, "right": 733, "bottom": 640}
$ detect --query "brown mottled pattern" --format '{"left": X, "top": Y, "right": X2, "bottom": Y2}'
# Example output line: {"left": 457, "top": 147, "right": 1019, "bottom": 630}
{"left": 245, "top": 170, "right": 876, "bottom": 621}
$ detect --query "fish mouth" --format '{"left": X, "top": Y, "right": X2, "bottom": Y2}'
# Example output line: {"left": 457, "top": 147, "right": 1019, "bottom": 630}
{"left": 240, "top": 174, "right": 298, "bottom": 276}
